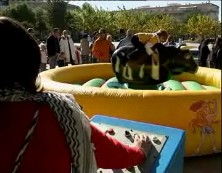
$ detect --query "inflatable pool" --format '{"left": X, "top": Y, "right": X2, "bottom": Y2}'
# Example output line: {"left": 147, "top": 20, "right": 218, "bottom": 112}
{"left": 72, "top": 76, "right": 220, "bottom": 90}
{"left": 40, "top": 63, "right": 221, "bottom": 156}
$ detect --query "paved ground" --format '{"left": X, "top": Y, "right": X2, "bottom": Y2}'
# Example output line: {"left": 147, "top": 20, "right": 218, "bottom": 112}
{"left": 184, "top": 153, "right": 221, "bottom": 173}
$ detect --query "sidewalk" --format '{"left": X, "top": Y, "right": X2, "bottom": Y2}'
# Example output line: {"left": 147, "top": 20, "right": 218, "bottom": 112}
{"left": 184, "top": 153, "right": 221, "bottom": 173}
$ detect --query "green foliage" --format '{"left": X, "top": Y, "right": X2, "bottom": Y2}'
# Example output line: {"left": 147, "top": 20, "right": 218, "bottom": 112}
{"left": 64, "top": 11, "right": 75, "bottom": 30}
{"left": 1, "top": 3, "right": 36, "bottom": 25}
{"left": 0, "top": 2, "right": 220, "bottom": 41}
{"left": 145, "top": 14, "right": 174, "bottom": 33}
{"left": 130, "top": 11, "right": 152, "bottom": 32}
{"left": 96, "top": 9, "right": 117, "bottom": 35}
{"left": 113, "top": 10, "right": 134, "bottom": 31}
{"left": 46, "top": 0, "right": 67, "bottom": 30}
{"left": 172, "top": 23, "right": 187, "bottom": 37}
{"left": 211, "top": 20, "right": 221, "bottom": 37}
{"left": 185, "top": 12, "right": 204, "bottom": 23}
{"left": 187, "top": 14, "right": 220, "bottom": 38}
{"left": 65, "top": 4, "right": 221, "bottom": 40}
{"left": 71, "top": 2, "right": 117, "bottom": 35}
{"left": 71, "top": 3, "right": 102, "bottom": 33}
{"left": 35, "top": 8, "right": 49, "bottom": 40}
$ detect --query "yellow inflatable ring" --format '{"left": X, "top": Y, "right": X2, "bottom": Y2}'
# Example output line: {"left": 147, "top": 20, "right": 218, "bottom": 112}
{"left": 40, "top": 63, "right": 221, "bottom": 156}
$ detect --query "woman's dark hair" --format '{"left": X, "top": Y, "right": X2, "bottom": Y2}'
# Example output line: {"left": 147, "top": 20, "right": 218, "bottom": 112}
{"left": 0, "top": 17, "right": 41, "bottom": 92}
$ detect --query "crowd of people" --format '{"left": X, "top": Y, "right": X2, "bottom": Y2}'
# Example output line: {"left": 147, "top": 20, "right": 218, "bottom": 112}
{"left": 27, "top": 24, "right": 222, "bottom": 72}
{"left": 0, "top": 16, "right": 221, "bottom": 173}
{"left": 27, "top": 26, "right": 172, "bottom": 72}
{"left": 31, "top": 27, "right": 118, "bottom": 72}
{"left": 0, "top": 17, "right": 174, "bottom": 173}
{"left": 0, "top": 17, "right": 154, "bottom": 173}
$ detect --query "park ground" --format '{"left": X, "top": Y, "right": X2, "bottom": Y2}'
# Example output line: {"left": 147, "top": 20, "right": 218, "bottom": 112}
{"left": 184, "top": 153, "right": 221, "bottom": 173}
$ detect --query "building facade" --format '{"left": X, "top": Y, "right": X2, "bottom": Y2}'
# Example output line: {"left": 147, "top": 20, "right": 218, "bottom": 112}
{"left": 136, "top": 2, "right": 219, "bottom": 22}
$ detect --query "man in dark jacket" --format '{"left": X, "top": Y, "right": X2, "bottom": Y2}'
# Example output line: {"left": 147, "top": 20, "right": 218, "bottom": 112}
{"left": 198, "top": 38, "right": 210, "bottom": 67}
{"left": 46, "top": 28, "right": 60, "bottom": 69}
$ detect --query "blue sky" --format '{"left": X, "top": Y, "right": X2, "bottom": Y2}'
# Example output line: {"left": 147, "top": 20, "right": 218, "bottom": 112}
{"left": 70, "top": 1, "right": 221, "bottom": 21}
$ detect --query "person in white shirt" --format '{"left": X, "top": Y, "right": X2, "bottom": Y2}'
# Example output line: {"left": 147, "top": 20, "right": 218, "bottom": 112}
{"left": 59, "top": 30, "right": 78, "bottom": 66}
{"left": 39, "top": 42, "right": 48, "bottom": 72}
{"left": 80, "top": 34, "right": 90, "bottom": 64}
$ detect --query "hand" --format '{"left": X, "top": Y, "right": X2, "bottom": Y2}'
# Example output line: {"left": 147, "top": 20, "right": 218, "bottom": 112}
{"left": 133, "top": 134, "right": 152, "bottom": 157}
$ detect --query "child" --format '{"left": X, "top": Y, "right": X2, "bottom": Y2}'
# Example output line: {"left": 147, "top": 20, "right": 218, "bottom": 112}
{"left": 107, "top": 34, "right": 115, "bottom": 59}
{"left": 74, "top": 46, "right": 82, "bottom": 64}
{"left": 135, "top": 29, "right": 169, "bottom": 46}
{"left": 39, "top": 42, "right": 48, "bottom": 72}
{"left": 134, "top": 29, "right": 169, "bottom": 80}
{"left": 57, "top": 52, "right": 66, "bottom": 67}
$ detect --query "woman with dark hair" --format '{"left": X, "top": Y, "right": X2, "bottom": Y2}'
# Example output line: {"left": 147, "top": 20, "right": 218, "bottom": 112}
{"left": 0, "top": 17, "right": 151, "bottom": 173}
{"left": 80, "top": 33, "right": 90, "bottom": 64}
{"left": 198, "top": 38, "right": 210, "bottom": 67}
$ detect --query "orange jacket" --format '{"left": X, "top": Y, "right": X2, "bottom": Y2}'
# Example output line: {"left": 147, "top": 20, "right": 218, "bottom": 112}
{"left": 92, "top": 38, "right": 112, "bottom": 62}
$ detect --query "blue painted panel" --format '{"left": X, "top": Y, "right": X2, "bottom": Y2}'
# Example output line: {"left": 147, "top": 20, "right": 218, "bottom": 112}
{"left": 91, "top": 115, "right": 185, "bottom": 173}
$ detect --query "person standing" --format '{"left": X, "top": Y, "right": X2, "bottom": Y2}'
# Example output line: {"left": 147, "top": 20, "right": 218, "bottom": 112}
{"left": 216, "top": 44, "right": 222, "bottom": 69}
{"left": 80, "top": 34, "right": 90, "bottom": 64}
{"left": 90, "top": 32, "right": 99, "bottom": 63}
{"left": 106, "top": 34, "right": 115, "bottom": 58}
{"left": 134, "top": 29, "right": 169, "bottom": 46}
{"left": 92, "top": 28, "right": 113, "bottom": 63}
{"left": 0, "top": 17, "right": 152, "bottom": 173}
{"left": 46, "top": 28, "right": 60, "bottom": 69}
{"left": 39, "top": 42, "right": 48, "bottom": 72}
{"left": 211, "top": 37, "right": 222, "bottom": 69}
{"left": 199, "top": 38, "right": 210, "bottom": 67}
{"left": 59, "top": 30, "right": 78, "bottom": 66}
{"left": 133, "top": 29, "right": 169, "bottom": 80}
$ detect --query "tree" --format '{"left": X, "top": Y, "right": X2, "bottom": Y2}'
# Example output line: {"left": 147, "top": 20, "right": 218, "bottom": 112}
{"left": 210, "top": 20, "right": 221, "bottom": 38}
{"left": 145, "top": 14, "right": 174, "bottom": 33}
{"left": 35, "top": 8, "right": 49, "bottom": 40}
{"left": 46, "top": 0, "right": 67, "bottom": 30}
{"left": 64, "top": 11, "right": 75, "bottom": 30}
{"left": 1, "top": 3, "right": 36, "bottom": 27}
{"left": 70, "top": 2, "right": 117, "bottom": 35}
{"left": 95, "top": 8, "right": 117, "bottom": 35}
{"left": 187, "top": 14, "right": 219, "bottom": 39}
{"left": 71, "top": 2, "right": 100, "bottom": 33}
{"left": 171, "top": 23, "right": 188, "bottom": 39}
{"left": 129, "top": 11, "right": 153, "bottom": 32}
{"left": 113, "top": 10, "right": 136, "bottom": 32}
